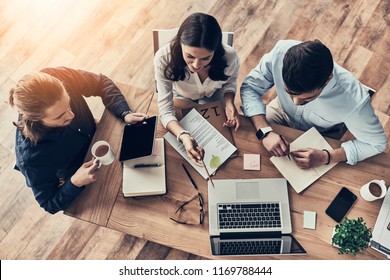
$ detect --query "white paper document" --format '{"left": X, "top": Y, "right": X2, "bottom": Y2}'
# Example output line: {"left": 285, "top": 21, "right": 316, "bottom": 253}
{"left": 164, "top": 109, "right": 237, "bottom": 179}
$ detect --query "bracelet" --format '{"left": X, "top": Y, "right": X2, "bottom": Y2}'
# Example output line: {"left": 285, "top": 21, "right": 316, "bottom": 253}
{"left": 322, "top": 149, "right": 331, "bottom": 165}
{"left": 176, "top": 130, "right": 191, "bottom": 142}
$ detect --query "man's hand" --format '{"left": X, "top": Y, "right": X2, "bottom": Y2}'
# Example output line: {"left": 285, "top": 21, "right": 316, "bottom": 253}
{"left": 180, "top": 134, "right": 204, "bottom": 167}
{"left": 290, "top": 148, "right": 329, "bottom": 169}
{"left": 124, "top": 112, "right": 148, "bottom": 124}
{"left": 71, "top": 158, "right": 99, "bottom": 187}
{"left": 262, "top": 132, "right": 290, "bottom": 157}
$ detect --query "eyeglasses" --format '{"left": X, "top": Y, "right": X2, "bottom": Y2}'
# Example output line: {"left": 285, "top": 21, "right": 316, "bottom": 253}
{"left": 170, "top": 192, "right": 205, "bottom": 225}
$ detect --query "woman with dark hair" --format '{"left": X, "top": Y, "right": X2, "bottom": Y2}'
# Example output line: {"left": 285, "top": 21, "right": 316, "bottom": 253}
{"left": 154, "top": 13, "right": 240, "bottom": 165}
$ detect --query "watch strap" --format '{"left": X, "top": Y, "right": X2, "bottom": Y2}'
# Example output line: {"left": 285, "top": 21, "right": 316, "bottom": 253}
{"left": 121, "top": 110, "right": 132, "bottom": 122}
{"left": 256, "top": 126, "right": 273, "bottom": 140}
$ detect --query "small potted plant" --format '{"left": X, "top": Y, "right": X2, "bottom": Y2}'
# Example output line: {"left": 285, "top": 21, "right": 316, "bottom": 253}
{"left": 331, "top": 217, "right": 372, "bottom": 255}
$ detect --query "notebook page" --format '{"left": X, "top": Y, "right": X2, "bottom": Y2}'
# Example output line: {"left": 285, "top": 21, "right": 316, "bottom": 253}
{"left": 270, "top": 127, "right": 337, "bottom": 193}
{"left": 270, "top": 156, "right": 319, "bottom": 193}
{"left": 291, "top": 128, "right": 337, "bottom": 176}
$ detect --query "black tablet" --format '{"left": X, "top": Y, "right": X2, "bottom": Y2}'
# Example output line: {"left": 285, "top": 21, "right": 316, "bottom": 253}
{"left": 119, "top": 116, "right": 157, "bottom": 161}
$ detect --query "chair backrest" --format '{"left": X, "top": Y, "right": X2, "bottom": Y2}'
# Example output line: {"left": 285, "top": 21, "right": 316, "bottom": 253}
{"left": 152, "top": 28, "right": 234, "bottom": 55}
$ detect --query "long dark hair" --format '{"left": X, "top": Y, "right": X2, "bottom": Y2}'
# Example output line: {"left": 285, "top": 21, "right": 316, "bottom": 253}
{"left": 164, "top": 13, "right": 229, "bottom": 81}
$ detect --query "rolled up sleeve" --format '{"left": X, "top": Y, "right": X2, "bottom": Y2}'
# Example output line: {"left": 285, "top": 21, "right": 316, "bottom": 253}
{"left": 240, "top": 49, "right": 276, "bottom": 117}
{"left": 341, "top": 98, "right": 388, "bottom": 164}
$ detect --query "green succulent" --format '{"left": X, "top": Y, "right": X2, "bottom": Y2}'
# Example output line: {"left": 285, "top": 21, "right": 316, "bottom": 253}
{"left": 331, "top": 217, "right": 372, "bottom": 255}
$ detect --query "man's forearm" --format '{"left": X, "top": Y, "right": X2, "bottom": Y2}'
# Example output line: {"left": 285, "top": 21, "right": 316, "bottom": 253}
{"left": 328, "top": 147, "right": 347, "bottom": 163}
{"left": 250, "top": 114, "right": 271, "bottom": 130}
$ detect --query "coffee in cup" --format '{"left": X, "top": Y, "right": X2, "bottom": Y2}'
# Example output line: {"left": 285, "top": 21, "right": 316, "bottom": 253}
{"left": 95, "top": 144, "right": 109, "bottom": 157}
{"left": 360, "top": 179, "right": 387, "bottom": 201}
{"left": 91, "top": 140, "right": 115, "bottom": 167}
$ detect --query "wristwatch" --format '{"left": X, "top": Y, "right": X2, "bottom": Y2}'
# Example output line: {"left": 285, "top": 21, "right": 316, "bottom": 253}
{"left": 256, "top": 126, "right": 273, "bottom": 140}
{"left": 120, "top": 110, "right": 132, "bottom": 122}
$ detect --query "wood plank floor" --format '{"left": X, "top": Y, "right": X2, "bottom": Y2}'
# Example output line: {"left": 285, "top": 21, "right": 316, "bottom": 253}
{"left": 0, "top": 0, "right": 389, "bottom": 259}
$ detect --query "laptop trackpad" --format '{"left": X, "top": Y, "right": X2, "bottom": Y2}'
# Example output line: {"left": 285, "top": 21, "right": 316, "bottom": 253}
{"left": 236, "top": 182, "right": 260, "bottom": 199}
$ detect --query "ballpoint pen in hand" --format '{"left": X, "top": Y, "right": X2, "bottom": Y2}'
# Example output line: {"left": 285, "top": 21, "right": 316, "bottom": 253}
{"left": 182, "top": 163, "right": 198, "bottom": 190}
{"left": 279, "top": 135, "right": 291, "bottom": 161}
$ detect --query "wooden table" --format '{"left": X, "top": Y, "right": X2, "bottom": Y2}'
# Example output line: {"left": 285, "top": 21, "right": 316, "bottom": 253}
{"left": 65, "top": 87, "right": 390, "bottom": 260}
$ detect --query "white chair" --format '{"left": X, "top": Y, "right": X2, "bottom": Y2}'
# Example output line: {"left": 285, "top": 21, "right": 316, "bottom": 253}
{"left": 152, "top": 28, "right": 234, "bottom": 55}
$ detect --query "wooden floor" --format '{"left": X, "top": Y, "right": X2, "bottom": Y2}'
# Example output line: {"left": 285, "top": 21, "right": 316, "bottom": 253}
{"left": 0, "top": 0, "right": 389, "bottom": 260}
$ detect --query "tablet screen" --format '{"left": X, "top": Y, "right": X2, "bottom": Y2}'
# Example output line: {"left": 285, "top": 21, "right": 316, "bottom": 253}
{"left": 119, "top": 116, "right": 157, "bottom": 161}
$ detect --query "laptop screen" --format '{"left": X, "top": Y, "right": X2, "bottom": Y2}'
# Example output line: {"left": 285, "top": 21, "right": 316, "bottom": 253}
{"left": 119, "top": 116, "right": 157, "bottom": 161}
{"left": 210, "top": 234, "right": 306, "bottom": 256}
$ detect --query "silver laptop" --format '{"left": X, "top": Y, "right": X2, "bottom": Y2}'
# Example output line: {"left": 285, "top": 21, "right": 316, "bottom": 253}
{"left": 208, "top": 178, "right": 306, "bottom": 256}
{"left": 370, "top": 187, "right": 390, "bottom": 258}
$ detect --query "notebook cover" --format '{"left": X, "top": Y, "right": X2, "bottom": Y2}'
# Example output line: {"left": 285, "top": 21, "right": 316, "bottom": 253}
{"left": 122, "top": 138, "right": 166, "bottom": 197}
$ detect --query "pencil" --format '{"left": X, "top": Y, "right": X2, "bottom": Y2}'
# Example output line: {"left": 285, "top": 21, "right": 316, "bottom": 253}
{"left": 201, "top": 158, "right": 215, "bottom": 188}
{"left": 280, "top": 135, "right": 291, "bottom": 161}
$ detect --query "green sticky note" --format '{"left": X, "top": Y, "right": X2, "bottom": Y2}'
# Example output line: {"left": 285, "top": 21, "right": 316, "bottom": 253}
{"left": 303, "top": 211, "right": 316, "bottom": 229}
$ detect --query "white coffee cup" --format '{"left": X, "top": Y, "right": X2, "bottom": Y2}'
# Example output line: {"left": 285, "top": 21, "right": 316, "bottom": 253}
{"left": 91, "top": 140, "right": 115, "bottom": 167}
{"left": 360, "top": 179, "right": 387, "bottom": 201}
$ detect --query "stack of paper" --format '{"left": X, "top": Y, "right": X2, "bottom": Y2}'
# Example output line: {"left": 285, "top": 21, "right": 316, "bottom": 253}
{"left": 164, "top": 109, "right": 237, "bottom": 179}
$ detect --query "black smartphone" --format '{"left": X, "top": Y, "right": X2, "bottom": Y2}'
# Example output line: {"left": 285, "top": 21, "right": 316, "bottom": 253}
{"left": 325, "top": 187, "right": 357, "bottom": 222}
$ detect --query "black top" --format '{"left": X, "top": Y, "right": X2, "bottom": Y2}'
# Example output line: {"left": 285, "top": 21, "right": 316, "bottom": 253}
{"left": 14, "top": 67, "right": 131, "bottom": 214}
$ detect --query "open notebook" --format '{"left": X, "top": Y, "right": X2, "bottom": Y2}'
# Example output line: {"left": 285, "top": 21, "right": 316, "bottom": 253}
{"left": 270, "top": 127, "right": 338, "bottom": 193}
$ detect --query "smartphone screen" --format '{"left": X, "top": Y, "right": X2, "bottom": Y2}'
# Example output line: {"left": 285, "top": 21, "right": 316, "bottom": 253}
{"left": 325, "top": 187, "right": 357, "bottom": 222}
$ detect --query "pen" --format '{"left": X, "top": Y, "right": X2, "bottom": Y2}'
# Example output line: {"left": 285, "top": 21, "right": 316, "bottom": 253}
{"left": 182, "top": 163, "right": 198, "bottom": 190}
{"left": 201, "top": 158, "right": 215, "bottom": 188}
{"left": 133, "top": 163, "right": 162, "bottom": 168}
{"left": 279, "top": 135, "right": 291, "bottom": 161}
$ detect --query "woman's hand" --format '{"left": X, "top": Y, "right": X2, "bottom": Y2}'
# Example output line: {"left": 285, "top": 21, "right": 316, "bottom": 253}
{"left": 224, "top": 101, "right": 240, "bottom": 131}
{"left": 180, "top": 133, "right": 204, "bottom": 166}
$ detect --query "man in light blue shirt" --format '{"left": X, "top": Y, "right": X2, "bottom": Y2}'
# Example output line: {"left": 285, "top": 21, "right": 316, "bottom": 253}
{"left": 241, "top": 39, "right": 387, "bottom": 168}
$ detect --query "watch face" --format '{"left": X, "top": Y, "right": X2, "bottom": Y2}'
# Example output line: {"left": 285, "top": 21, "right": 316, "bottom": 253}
{"left": 256, "top": 127, "right": 273, "bottom": 140}
{"left": 256, "top": 129, "right": 264, "bottom": 140}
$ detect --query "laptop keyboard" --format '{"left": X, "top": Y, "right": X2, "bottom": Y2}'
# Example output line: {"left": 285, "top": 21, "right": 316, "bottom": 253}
{"left": 220, "top": 239, "right": 282, "bottom": 255}
{"left": 217, "top": 203, "right": 281, "bottom": 229}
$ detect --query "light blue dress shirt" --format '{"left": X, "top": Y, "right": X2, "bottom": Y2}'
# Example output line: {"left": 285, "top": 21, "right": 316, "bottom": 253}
{"left": 240, "top": 40, "right": 387, "bottom": 165}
